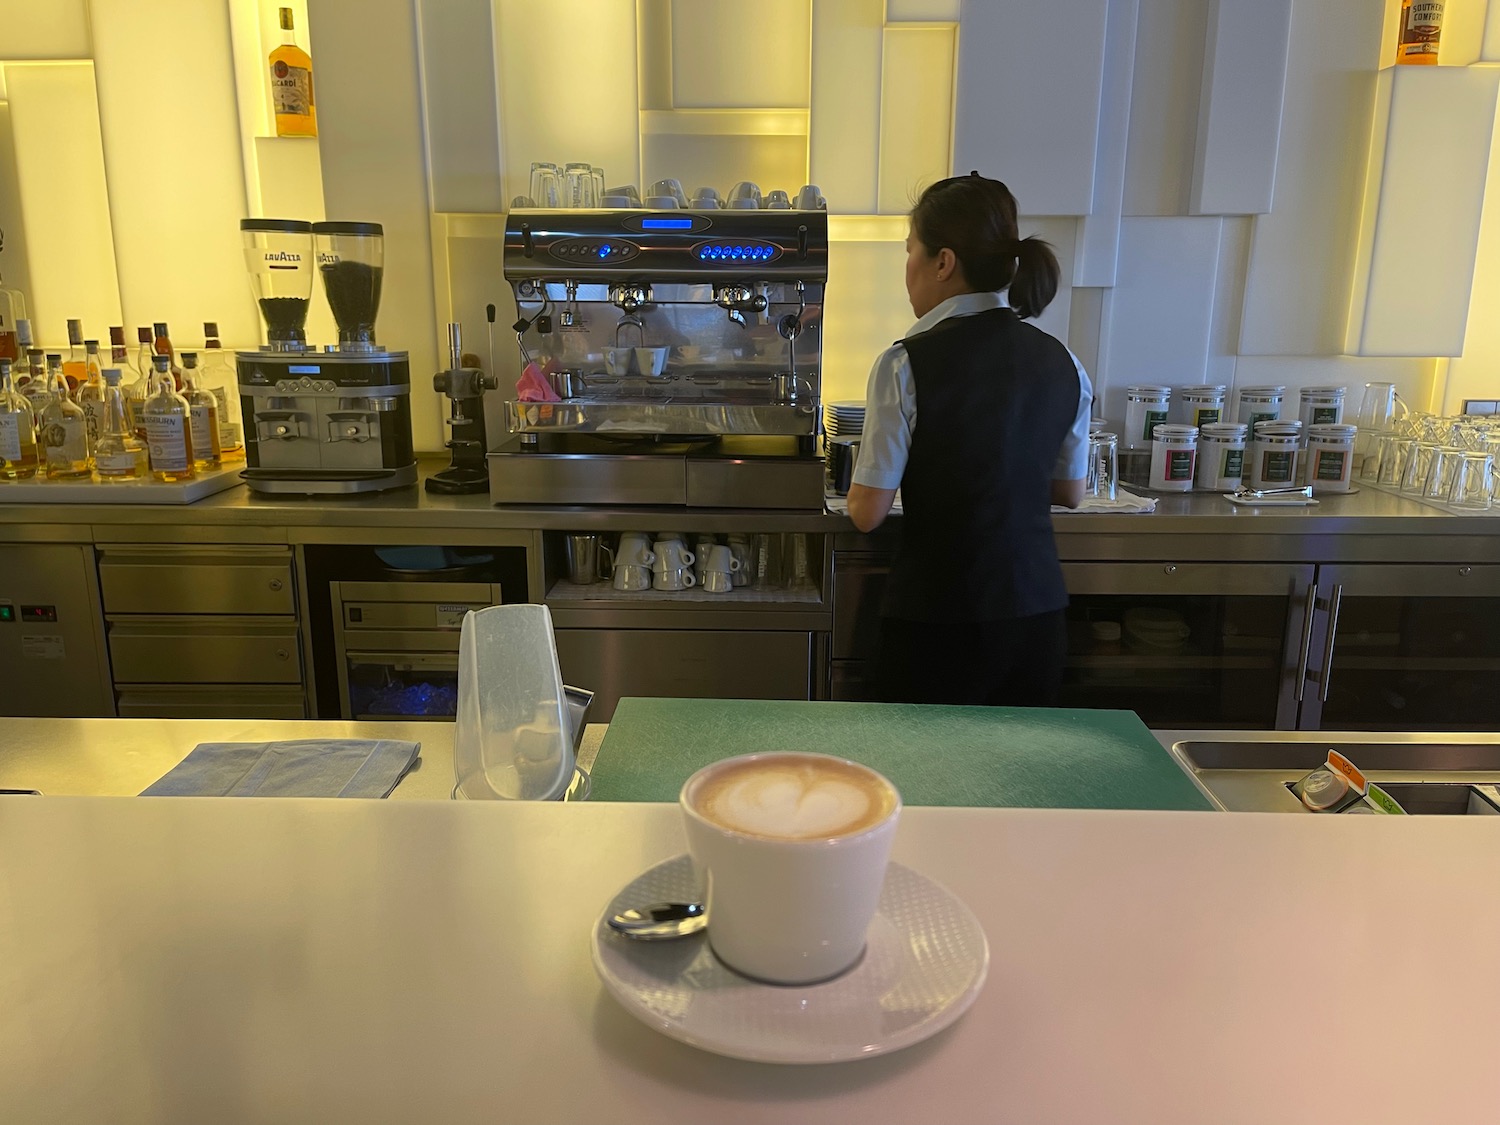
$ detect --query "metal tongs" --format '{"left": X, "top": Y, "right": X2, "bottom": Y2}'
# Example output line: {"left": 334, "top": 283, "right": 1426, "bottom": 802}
{"left": 1231, "top": 484, "right": 1313, "bottom": 500}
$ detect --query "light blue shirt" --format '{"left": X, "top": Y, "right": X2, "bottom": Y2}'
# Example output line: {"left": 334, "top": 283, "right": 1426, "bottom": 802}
{"left": 850, "top": 292, "right": 1094, "bottom": 491}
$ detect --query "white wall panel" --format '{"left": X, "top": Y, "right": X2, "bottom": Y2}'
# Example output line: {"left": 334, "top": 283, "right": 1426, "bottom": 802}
{"left": 1346, "top": 66, "right": 1500, "bottom": 358}
{"left": 0, "top": 105, "right": 35, "bottom": 315}
{"left": 91, "top": 0, "right": 256, "bottom": 347}
{"left": 1094, "top": 217, "right": 1222, "bottom": 424}
{"left": 1074, "top": 0, "right": 1139, "bottom": 287}
{"left": 952, "top": 0, "right": 1108, "bottom": 216}
{"left": 1189, "top": 0, "right": 1292, "bottom": 216}
{"left": 1445, "top": 74, "right": 1500, "bottom": 412}
{"left": 810, "top": 0, "right": 882, "bottom": 214}
{"left": 671, "top": 0, "right": 810, "bottom": 109}
{"left": 1486, "top": 0, "right": 1500, "bottom": 61}
{"left": 417, "top": 0, "right": 504, "bottom": 214}
{"left": 878, "top": 25, "right": 955, "bottom": 212}
{"left": 0, "top": 1, "right": 89, "bottom": 60}
{"left": 886, "top": 0, "right": 961, "bottom": 19}
{"left": 1238, "top": 0, "right": 1384, "bottom": 356}
{"left": 494, "top": 0, "right": 639, "bottom": 206}
{"left": 310, "top": 0, "right": 442, "bottom": 450}
{"left": 3, "top": 64, "right": 121, "bottom": 344}
{"left": 1121, "top": 0, "right": 1208, "bottom": 216}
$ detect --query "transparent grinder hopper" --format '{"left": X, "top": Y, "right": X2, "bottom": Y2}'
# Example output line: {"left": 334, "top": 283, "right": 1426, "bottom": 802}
{"left": 241, "top": 218, "right": 314, "bottom": 349}
{"left": 314, "top": 221, "right": 384, "bottom": 350}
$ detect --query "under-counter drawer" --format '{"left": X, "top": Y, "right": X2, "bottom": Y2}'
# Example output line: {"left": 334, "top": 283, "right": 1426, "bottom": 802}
{"left": 115, "top": 684, "right": 307, "bottom": 719}
{"left": 108, "top": 619, "right": 302, "bottom": 684}
{"left": 832, "top": 553, "right": 889, "bottom": 659}
{"left": 98, "top": 545, "right": 296, "bottom": 616}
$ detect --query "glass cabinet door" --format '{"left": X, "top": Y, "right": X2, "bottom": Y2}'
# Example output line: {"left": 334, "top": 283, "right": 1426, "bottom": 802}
{"left": 1059, "top": 563, "right": 1315, "bottom": 729}
{"left": 1303, "top": 564, "right": 1500, "bottom": 731}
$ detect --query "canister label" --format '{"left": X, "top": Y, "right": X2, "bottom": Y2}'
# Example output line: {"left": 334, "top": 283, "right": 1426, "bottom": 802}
{"left": 144, "top": 413, "right": 191, "bottom": 472}
{"left": 1192, "top": 407, "right": 1221, "bottom": 427}
{"left": 1250, "top": 410, "right": 1278, "bottom": 427}
{"left": 1168, "top": 450, "right": 1195, "bottom": 480}
{"left": 1142, "top": 409, "right": 1168, "bottom": 442}
{"left": 1312, "top": 406, "right": 1339, "bottom": 424}
{"left": 1315, "top": 450, "right": 1347, "bottom": 481}
{"left": 1223, "top": 448, "right": 1244, "bottom": 477}
{"left": 1261, "top": 450, "right": 1294, "bottom": 481}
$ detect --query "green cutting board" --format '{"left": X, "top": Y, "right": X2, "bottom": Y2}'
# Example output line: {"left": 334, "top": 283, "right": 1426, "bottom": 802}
{"left": 590, "top": 698, "right": 1212, "bottom": 810}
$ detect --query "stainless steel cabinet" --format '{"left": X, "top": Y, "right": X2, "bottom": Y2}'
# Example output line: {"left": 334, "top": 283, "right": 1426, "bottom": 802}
{"left": 0, "top": 544, "right": 114, "bottom": 716}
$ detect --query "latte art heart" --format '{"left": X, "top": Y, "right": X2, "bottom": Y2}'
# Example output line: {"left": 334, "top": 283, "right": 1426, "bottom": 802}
{"left": 691, "top": 755, "right": 897, "bottom": 840}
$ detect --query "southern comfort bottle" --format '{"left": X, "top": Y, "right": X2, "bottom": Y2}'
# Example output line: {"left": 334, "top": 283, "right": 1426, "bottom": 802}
{"left": 1395, "top": 0, "right": 1444, "bottom": 64}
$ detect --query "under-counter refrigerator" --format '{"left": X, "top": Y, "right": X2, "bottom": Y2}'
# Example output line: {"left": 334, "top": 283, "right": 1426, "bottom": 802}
{"left": 0, "top": 544, "right": 114, "bottom": 716}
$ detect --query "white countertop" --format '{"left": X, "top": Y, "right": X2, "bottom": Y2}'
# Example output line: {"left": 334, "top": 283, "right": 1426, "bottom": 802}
{"left": 1, "top": 796, "right": 1495, "bottom": 1124}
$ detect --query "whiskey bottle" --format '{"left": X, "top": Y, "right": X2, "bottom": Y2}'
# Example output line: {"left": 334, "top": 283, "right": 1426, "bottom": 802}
{"left": 270, "top": 7, "right": 317, "bottom": 138}
{"left": 0, "top": 270, "right": 24, "bottom": 363}
{"left": 94, "top": 369, "right": 146, "bottom": 481}
{"left": 181, "top": 352, "right": 222, "bottom": 471}
{"left": 77, "top": 340, "right": 107, "bottom": 446}
{"left": 38, "top": 355, "right": 91, "bottom": 478}
{"left": 142, "top": 354, "right": 195, "bottom": 482}
{"left": 127, "top": 327, "right": 155, "bottom": 437}
{"left": 62, "top": 318, "right": 87, "bottom": 391}
{"left": 0, "top": 359, "right": 38, "bottom": 480}
{"left": 20, "top": 348, "right": 47, "bottom": 409}
{"left": 201, "top": 322, "right": 244, "bottom": 459}
{"left": 152, "top": 321, "right": 182, "bottom": 388}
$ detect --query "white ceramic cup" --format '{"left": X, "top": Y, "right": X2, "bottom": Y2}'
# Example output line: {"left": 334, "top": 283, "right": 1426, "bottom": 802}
{"left": 680, "top": 752, "right": 901, "bottom": 984}
{"left": 653, "top": 566, "right": 696, "bottom": 591}
{"left": 794, "top": 184, "right": 823, "bottom": 210}
{"left": 616, "top": 532, "right": 655, "bottom": 568}
{"left": 706, "top": 543, "right": 739, "bottom": 575}
{"left": 611, "top": 563, "right": 651, "bottom": 592}
{"left": 727, "top": 536, "right": 753, "bottom": 587}
{"left": 694, "top": 538, "right": 717, "bottom": 583}
{"left": 652, "top": 540, "right": 695, "bottom": 571}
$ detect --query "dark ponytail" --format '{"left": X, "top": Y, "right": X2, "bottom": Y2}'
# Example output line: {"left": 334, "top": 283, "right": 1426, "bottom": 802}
{"left": 909, "top": 171, "right": 1061, "bottom": 320}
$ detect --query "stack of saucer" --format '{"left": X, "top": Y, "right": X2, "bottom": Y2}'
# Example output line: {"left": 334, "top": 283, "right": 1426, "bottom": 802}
{"left": 825, "top": 401, "right": 866, "bottom": 438}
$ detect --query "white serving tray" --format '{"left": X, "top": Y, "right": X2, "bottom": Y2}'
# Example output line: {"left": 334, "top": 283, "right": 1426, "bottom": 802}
{"left": 0, "top": 465, "right": 245, "bottom": 505}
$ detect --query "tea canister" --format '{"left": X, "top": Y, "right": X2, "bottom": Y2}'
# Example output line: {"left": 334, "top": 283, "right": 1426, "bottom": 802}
{"left": 1124, "top": 385, "right": 1172, "bottom": 451}
{"left": 1298, "top": 386, "right": 1347, "bottom": 434}
{"left": 1306, "top": 423, "right": 1357, "bottom": 493}
{"left": 1149, "top": 423, "right": 1198, "bottom": 492}
{"left": 1236, "top": 385, "right": 1286, "bottom": 429}
{"left": 1177, "top": 385, "right": 1227, "bottom": 429}
{"left": 1249, "top": 420, "right": 1302, "bottom": 489}
{"left": 1195, "top": 421, "right": 1248, "bottom": 491}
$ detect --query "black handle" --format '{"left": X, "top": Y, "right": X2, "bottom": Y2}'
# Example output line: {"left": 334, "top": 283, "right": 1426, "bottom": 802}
{"left": 797, "top": 224, "right": 808, "bottom": 260}
{"left": 521, "top": 224, "right": 534, "bottom": 258}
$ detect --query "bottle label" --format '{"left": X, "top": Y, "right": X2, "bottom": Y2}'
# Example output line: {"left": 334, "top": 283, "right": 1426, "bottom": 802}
{"left": 0, "top": 413, "right": 24, "bottom": 461}
{"left": 1399, "top": 0, "right": 1444, "bottom": 60}
{"left": 144, "top": 413, "right": 191, "bottom": 471}
{"left": 42, "top": 417, "right": 87, "bottom": 463}
{"left": 272, "top": 62, "right": 313, "bottom": 117}
{"left": 95, "top": 449, "right": 139, "bottom": 474}
{"left": 82, "top": 397, "right": 106, "bottom": 443}
{"left": 189, "top": 404, "right": 217, "bottom": 457}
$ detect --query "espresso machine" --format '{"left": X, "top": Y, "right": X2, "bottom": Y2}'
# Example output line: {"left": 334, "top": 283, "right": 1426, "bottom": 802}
{"left": 237, "top": 219, "right": 416, "bottom": 494}
{"left": 490, "top": 208, "right": 828, "bottom": 509}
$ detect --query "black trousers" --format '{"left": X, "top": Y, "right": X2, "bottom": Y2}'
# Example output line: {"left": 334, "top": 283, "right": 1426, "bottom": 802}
{"left": 874, "top": 609, "right": 1069, "bottom": 707}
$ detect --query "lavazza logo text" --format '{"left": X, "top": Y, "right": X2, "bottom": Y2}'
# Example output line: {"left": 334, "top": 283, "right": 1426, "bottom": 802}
{"left": 263, "top": 250, "right": 302, "bottom": 262}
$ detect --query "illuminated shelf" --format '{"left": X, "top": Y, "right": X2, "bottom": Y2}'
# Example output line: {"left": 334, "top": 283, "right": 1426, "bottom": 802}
{"left": 639, "top": 109, "right": 810, "bottom": 137}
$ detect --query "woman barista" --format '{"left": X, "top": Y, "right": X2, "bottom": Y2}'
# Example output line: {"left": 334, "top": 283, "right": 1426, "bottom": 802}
{"left": 846, "top": 172, "right": 1091, "bottom": 706}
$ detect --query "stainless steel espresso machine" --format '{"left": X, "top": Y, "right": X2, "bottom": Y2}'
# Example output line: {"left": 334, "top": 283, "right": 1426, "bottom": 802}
{"left": 490, "top": 208, "right": 828, "bottom": 509}
{"left": 237, "top": 219, "right": 416, "bottom": 494}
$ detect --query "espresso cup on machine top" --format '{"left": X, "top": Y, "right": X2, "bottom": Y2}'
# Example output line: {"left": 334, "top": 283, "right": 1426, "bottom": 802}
{"left": 679, "top": 752, "right": 902, "bottom": 984}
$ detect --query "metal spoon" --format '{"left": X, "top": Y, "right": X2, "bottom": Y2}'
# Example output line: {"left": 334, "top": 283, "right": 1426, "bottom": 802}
{"left": 607, "top": 901, "right": 707, "bottom": 941}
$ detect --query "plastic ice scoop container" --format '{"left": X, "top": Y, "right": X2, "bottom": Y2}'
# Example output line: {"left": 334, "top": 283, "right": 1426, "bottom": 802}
{"left": 453, "top": 604, "right": 575, "bottom": 801}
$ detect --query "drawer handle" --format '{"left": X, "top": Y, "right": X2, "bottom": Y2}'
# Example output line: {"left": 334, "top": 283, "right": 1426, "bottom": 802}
{"left": 1163, "top": 564, "right": 1178, "bottom": 576}
{"left": 276, "top": 649, "right": 291, "bottom": 661}
{"left": 269, "top": 579, "right": 284, "bottom": 591}
{"left": 1458, "top": 566, "right": 1472, "bottom": 578}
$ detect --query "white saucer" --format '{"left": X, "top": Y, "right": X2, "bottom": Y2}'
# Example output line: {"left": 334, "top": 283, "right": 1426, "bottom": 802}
{"left": 591, "top": 855, "right": 988, "bottom": 1064}
{"left": 1223, "top": 494, "right": 1320, "bottom": 507}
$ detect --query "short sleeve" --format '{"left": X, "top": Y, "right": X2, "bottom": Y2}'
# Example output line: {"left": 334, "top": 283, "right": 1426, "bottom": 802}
{"left": 1053, "top": 349, "right": 1094, "bottom": 480}
{"left": 850, "top": 343, "right": 915, "bottom": 491}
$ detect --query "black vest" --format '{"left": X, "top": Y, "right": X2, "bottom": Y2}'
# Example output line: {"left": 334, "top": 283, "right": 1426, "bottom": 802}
{"left": 882, "top": 308, "right": 1081, "bottom": 622}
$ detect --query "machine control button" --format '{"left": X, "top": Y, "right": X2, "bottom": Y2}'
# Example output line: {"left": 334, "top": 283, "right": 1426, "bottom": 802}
{"left": 20, "top": 605, "right": 58, "bottom": 623}
{"left": 0, "top": 603, "right": 14, "bottom": 623}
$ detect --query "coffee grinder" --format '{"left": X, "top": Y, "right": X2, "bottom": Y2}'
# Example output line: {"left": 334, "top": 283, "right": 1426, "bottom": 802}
{"left": 426, "top": 322, "right": 497, "bottom": 494}
{"left": 237, "top": 218, "right": 417, "bottom": 494}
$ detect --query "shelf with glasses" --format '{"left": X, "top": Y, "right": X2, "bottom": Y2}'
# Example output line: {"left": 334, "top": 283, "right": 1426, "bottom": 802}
{"left": 546, "top": 580, "right": 822, "bottom": 608}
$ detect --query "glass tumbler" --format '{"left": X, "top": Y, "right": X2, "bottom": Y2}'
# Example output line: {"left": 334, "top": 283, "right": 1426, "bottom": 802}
{"left": 529, "top": 162, "right": 561, "bottom": 208}
{"left": 1447, "top": 452, "right": 1494, "bottom": 511}
{"left": 1400, "top": 441, "right": 1438, "bottom": 495}
{"left": 1422, "top": 446, "right": 1466, "bottom": 502}
{"left": 564, "top": 163, "right": 596, "bottom": 208}
{"left": 1087, "top": 431, "right": 1119, "bottom": 501}
{"left": 591, "top": 166, "right": 606, "bottom": 206}
{"left": 1378, "top": 436, "right": 1413, "bottom": 486}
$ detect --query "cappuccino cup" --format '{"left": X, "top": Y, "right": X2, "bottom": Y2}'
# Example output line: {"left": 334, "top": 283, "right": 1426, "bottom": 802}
{"left": 617, "top": 532, "right": 655, "bottom": 568}
{"left": 653, "top": 566, "right": 696, "bottom": 591}
{"left": 612, "top": 562, "right": 652, "bottom": 592}
{"left": 680, "top": 752, "right": 901, "bottom": 984}
{"left": 652, "top": 540, "right": 695, "bottom": 572}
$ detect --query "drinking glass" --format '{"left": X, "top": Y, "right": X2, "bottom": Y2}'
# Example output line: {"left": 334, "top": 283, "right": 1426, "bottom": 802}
{"left": 529, "top": 162, "right": 561, "bottom": 208}
{"left": 1378, "top": 436, "right": 1412, "bottom": 486}
{"left": 1422, "top": 446, "right": 1465, "bottom": 501}
{"left": 1448, "top": 452, "right": 1494, "bottom": 511}
{"left": 591, "top": 166, "right": 606, "bottom": 205}
{"left": 1362, "top": 432, "right": 1398, "bottom": 483}
{"left": 564, "top": 163, "right": 596, "bottom": 208}
{"left": 1087, "top": 431, "right": 1119, "bottom": 501}
{"left": 1399, "top": 441, "right": 1437, "bottom": 494}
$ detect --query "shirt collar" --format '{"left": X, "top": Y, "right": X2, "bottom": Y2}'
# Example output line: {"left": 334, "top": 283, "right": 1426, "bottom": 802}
{"left": 906, "top": 291, "right": 1009, "bottom": 337}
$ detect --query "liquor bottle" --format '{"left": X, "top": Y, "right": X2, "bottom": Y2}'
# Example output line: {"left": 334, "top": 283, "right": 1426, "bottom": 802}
{"left": 14, "top": 319, "right": 36, "bottom": 395}
{"left": 93, "top": 369, "right": 146, "bottom": 481}
{"left": 201, "top": 322, "right": 244, "bottom": 460}
{"left": 127, "top": 327, "right": 155, "bottom": 436}
{"left": 76, "top": 341, "right": 107, "bottom": 447}
{"left": 0, "top": 359, "right": 39, "bottom": 480}
{"left": 20, "top": 348, "right": 47, "bottom": 409}
{"left": 270, "top": 7, "right": 317, "bottom": 138}
{"left": 181, "top": 352, "right": 222, "bottom": 471}
{"left": 38, "top": 354, "right": 91, "bottom": 478}
{"left": 0, "top": 271, "right": 25, "bottom": 363}
{"left": 142, "top": 354, "right": 195, "bottom": 482}
{"left": 1395, "top": 0, "right": 1444, "bottom": 65}
{"left": 62, "top": 318, "right": 87, "bottom": 390}
{"left": 152, "top": 321, "right": 182, "bottom": 388}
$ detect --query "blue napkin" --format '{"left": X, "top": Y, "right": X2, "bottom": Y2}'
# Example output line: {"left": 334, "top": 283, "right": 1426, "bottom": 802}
{"left": 141, "top": 739, "right": 421, "bottom": 798}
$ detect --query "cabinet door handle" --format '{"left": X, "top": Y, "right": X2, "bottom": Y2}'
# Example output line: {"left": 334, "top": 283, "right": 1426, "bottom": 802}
{"left": 275, "top": 648, "right": 290, "bottom": 661}
{"left": 1295, "top": 582, "right": 1318, "bottom": 703}
{"left": 1319, "top": 583, "right": 1344, "bottom": 703}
